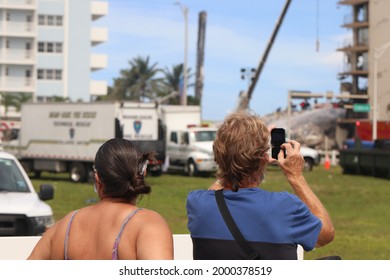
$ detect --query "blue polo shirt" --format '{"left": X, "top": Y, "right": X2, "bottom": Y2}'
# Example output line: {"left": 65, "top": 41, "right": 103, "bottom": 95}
{"left": 186, "top": 188, "right": 322, "bottom": 260}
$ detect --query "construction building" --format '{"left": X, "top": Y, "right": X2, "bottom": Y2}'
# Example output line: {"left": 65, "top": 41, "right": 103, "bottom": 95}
{"left": 337, "top": 0, "right": 390, "bottom": 138}
{"left": 0, "top": 0, "right": 108, "bottom": 104}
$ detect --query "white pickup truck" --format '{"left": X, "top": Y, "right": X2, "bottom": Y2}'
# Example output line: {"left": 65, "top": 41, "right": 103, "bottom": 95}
{"left": 166, "top": 126, "right": 217, "bottom": 176}
{"left": 0, "top": 151, "right": 54, "bottom": 236}
{"left": 300, "top": 146, "right": 320, "bottom": 171}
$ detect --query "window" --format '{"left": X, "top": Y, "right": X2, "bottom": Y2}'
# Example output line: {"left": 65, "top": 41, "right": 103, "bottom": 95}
{"left": 56, "top": 16, "right": 63, "bottom": 26}
{"left": 170, "top": 132, "right": 178, "bottom": 144}
{"left": 38, "top": 14, "right": 63, "bottom": 27}
{"left": 46, "top": 69, "right": 54, "bottom": 80}
{"left": 25, "top": 69, "right": 31, "bottom": 80}
{"left": 47, "top": 43, "right": 53, "bottom": 53}
{"left": 25, "top": 42, "right": 32, "bottom": 58}
{"left": 37, "top": 69, "right": 44, "bottom": 79}
{"left": 47, "top": 15, "right": 54, "bottom": 26}
{"left": 38, "top": 15, "right": 45, "bottom": 25}
{"left": 55, "top": 43, "right": 62, "bottom": 53}
{"left": 194, "top": 131, "right": 217, "bottom": 142}
{"left": 37, "top": 42, "right": 63, "bottom": 53}
{"left": 37, "top": 69, "right": 63, "bottom": 80}
{"left": 38, "top": 42, "right": 44, "bottom": 52}
{"left": 55, "top": 70, "right": 62, "bottom": 80}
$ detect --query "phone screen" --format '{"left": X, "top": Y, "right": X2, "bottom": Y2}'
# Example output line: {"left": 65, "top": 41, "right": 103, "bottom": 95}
{"left": 271, "top": 128, "right": 286, "bottom": 159}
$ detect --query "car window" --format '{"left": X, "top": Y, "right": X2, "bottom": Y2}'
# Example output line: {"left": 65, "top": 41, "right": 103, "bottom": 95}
{"left": 194, "top": 131, "right": 216, "bottom": 142}
{"left": 0, "top": 159, "right": 29, "bottom": 193}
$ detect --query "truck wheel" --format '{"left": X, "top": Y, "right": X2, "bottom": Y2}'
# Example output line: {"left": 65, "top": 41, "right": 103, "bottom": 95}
{"left": 303, "top": 157, "right": 314, "bottom": 172}
{"left": 70, "top": 162, "right": 87, "bottom": 183}
{"left": 187, "top": 160, "right": 198, "bottom": 177}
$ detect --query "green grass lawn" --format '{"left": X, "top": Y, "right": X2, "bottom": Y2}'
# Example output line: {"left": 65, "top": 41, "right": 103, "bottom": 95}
{"left": 31, "top": 166, "right": 390, "bottom": 260}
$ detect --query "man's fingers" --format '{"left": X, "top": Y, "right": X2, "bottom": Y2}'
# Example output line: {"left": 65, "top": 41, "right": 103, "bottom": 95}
{"left": 277, "top": 148, "right": 285, "bottom": 162}
{"left": 288, "top": 140, "right": 301, "bottom": 151}
{"left": 281, "top": 142, "right": 293, "bottom": 153}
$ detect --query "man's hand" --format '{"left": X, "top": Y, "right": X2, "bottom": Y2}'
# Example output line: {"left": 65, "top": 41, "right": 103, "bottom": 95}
{"left": 277, "top": 140, "right": 304, "bottom": 178}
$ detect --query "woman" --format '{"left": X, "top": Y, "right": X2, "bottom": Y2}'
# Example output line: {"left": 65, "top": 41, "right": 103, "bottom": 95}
{"left": 28, "top": 138, "right": 173, "bottom": 260}
{"left": 186, "top": 111, "right": 334, "bottom": 260}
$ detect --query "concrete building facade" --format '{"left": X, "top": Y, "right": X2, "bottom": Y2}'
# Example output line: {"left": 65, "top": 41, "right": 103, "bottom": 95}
{"left": 338, "top": 0, "right": 390, "bottom": 122}
{"left": 0, "top": 0, "right": 108, "bottom": 103}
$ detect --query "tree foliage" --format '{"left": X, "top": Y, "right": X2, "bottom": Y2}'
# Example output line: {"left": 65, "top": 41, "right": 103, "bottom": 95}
{"left": 108, "top": 56, "right": 198, "bottom": 105}
{"left": 0, "top": 92, "right": 32, "bottom": 114}
{"left": 110, "top": 56, "right": 162, "bottom": 102}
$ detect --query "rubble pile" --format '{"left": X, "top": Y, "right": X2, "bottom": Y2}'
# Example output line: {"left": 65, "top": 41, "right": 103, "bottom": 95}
{"left": 262, "top": 106, "right": 346, "bottom": 149}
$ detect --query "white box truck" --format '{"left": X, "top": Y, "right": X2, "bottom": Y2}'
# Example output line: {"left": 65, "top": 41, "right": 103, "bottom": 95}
{"left": 158, "top": 105, "right": 218, "bottom": 176}
{"left": 3, "top": 102, "right": 166, "bottom": 182}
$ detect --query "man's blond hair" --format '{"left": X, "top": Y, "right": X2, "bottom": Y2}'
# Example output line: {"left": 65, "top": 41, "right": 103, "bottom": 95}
{"left": 213, "top": 111, "right": 270, "bottom": 191}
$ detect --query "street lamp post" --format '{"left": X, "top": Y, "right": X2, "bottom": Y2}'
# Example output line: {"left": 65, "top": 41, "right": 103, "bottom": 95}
{"left": 175, "top": 2, "right": 188, "bottom": 106}
{"left": 372, "top": 41, "right": 390, "bottom": 140}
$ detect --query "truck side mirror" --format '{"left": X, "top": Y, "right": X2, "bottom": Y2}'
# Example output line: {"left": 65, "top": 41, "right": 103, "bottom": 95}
{"left": 38, "top": 184, "right": 54, "bottom": 201}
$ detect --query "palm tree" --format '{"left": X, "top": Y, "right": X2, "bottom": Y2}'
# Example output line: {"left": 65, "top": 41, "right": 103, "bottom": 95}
{"left": 13, "top": 93, "right": 32, "bottom": 111}
{"left": 112, "top": 56, "right": 162, "bottom": 102}
{"left": 0, "top": 93, "right": 21, "bottom": 115}
{"left": 160, "top": 63, "right": 196, "bottom": 105}
{"left": 158, "top": 64, "right": 183, "bottom": 105}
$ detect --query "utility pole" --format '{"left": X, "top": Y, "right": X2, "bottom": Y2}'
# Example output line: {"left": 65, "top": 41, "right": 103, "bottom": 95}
{"left": 195, "top": 11, "right": 207, "bottom": 106}
{"left": 175, "top": 2, "right": 188, "bottom": 106}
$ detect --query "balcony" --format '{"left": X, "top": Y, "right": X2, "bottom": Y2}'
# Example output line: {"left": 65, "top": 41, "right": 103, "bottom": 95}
{"left": 0, "top": 22, "right": 35, "bottom": 37}
{"left": 339, "top": 63, "right": 368, "bottom": 77}
{"left": 341, "top": 10, "right": 369, "bottom": 28}
{"left": 337, "top": 38, "right": 368, "bottom": 52}
{"left": 91, "top": 1, "right": 108, "bottom": 21}
{"left": 90, "top": 54, "right": 107, "bottom": 71}
{"left": 0, "top": 0, "right": 36, "bottom": 10}
{"left": 90, "top": 80, "right": 107, "bottom": 96}
{"left": 0, "top": 49, "right": 35, "bottom": 65}
{"left": 0, "top": 76, "right": 34, "bottom": 93}
{"left": 91, "top": 27, "right": 108, "bottom": 46}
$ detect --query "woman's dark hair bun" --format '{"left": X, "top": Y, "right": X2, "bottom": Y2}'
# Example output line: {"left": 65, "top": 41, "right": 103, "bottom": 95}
{"left": 94, "top": 138, "right": 157, "bottom": 201}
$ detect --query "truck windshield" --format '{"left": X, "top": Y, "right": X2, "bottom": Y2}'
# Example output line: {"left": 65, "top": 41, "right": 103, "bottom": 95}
{"left": 0, "top": 159, "right": 29, "bottom": 193}
{"left": 194, "top": 131, "right": 216, "bottom": 142}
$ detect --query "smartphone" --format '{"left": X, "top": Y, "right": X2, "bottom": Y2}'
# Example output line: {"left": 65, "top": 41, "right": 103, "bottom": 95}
{"left": 271, "top": 128, "right": 286, "bottom": 159}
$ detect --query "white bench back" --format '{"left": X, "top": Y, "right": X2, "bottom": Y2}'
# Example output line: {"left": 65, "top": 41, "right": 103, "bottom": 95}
{"left": 0, "top": 234, "right": 303, "bottom": 260}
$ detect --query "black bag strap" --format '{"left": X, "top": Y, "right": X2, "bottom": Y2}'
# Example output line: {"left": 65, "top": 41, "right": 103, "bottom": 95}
{"left": 215, "top": 189, "right": 261, "bottom": 260}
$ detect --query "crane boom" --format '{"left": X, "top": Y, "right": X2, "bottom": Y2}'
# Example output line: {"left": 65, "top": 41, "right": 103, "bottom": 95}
{"left": 236, "top": 0, "right": 292, "bottom": 111}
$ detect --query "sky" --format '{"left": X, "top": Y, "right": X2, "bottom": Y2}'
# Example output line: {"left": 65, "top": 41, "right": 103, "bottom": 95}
{"left": 91, "top": 0, "right": 350, "bottom": 121}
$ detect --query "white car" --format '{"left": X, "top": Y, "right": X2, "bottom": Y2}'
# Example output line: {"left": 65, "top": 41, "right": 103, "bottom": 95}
{"left": 0, "top": 151, "right": 54, "bottom": 236}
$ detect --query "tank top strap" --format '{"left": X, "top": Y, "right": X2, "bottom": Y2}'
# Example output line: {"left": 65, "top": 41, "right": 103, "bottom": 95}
{"left": 64, "top": 210, "right": 79, "bottom": 260}
{"left": 112, "top": 208, "right": 143, "bottom": 260}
